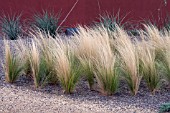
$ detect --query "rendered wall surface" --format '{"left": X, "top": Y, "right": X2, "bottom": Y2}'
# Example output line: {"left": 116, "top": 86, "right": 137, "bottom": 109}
{"left": 0, "top": 0, "right": 169, "bottom": 26}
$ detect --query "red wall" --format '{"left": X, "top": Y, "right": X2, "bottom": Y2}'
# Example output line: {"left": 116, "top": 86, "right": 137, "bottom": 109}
{"left": 0, "top": 0, "right": 170, "bottom": 27}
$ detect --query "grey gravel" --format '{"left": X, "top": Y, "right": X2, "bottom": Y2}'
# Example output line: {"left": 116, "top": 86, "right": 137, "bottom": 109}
{"left": 0, "top": 39, "right": 169, "bottom": 113}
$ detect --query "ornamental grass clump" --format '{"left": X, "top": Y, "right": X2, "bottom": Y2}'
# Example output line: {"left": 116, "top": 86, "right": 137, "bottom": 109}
{"left": 33, "top": 10, "right": 60, "bottom": 37}
{"left": 93, "top": 50, "right": 119, "bottom": 96}
{"left": 93, "top": 34, "right": 119, "bottom": 95}
{"left": 143, "top": 24, "right": 166, "bottom": 61}
{"left": 142, "top": 25, "right": 170, "bottom": 90}
{"left": 52, "top": 39, "right": 82, "bottom": 94}
{"left": 96, "top": 12, "right": 127, "bottom": 32}
{"left": 31, "top": 32, "right": 58, "bottom": 84}
{"left": 28, "top": 36, "right": 58, "bottom": 87}
{"left": 73, "top": 26, "right": 120, "bottom": 93}
{"left": 72, "top": 26, "right": 100, "bottom": 90}
{"left": 29, "top": 41, "right": 41, "bottom": 87}
{"left": 158, "top": 30, "right": 170, "bottom": 86}
{"left": 114, "top": 26, "right": 141, "bottom": 95}
{"left": 13, "top": 39, "right": 32, "bottom": 76}
{"left": 0, "top": 14, "right": 22, "bottom": 40}
{"left": 3, "top": 40, "right": 23, "bottom": 83}
{"left": 138, "top": 41, "right": 160, "bottom": 94}
{"left": 29, "top": 41, "right": 50, "bottom": 88}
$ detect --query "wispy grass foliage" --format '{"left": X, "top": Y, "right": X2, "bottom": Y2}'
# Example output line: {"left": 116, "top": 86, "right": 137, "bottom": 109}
{"left": 3, "top": 40, "right": 23, "bottom": 83}
{"left": 0, "top": 14, "right": 22, "bottom": 40}
{"left": 13, "top": 39, "right": 32, "bottom": 77}
{"left": 2, "top": 21, "right": 170, "bottom": 95}
{"left": 52, "top": 39, "right": 82, "bottom": 94}
{"left": 157, "top": 30, "right": 170, "bottom": 86}
{"left": 33, "top": 10, "right": 60, "bottom": 37}
{"left": 138, "top": 41, "right": 160, "bottom": 94}
{"left": 32, "top": 32, "right": 58, "bottom": 84}
{"left": 144, "top": 24, "right": 166, "bottom": 60}
{"left": 29, "top": 41, "right": 41, "bottom": 87}
{"left": 96, "top": 12, "right": 128, "bottom": 32}
{"left": 114, "top": 26, "right": 141, "bottom": 95}
{"left": 72, "top": 27, "right": 100, "bottom": 90}
{"left": 28, "top": 36, "right": 58, "bottom": 87}
{"left": 93, "top": 34, "right": 119, "bottom": 95}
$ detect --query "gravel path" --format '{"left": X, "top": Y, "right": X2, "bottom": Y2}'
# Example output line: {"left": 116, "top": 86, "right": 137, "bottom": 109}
{"left": 0, "top": 39, "right": 170, "bottom": 113}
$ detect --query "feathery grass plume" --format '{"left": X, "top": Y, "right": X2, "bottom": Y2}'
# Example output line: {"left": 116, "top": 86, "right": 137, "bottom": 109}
{"left": 29, "top": 41, "right": 49, "bottom": 87}
{"left": 94, "top": 56, "right": 119, "bottom": 96}
{"left": 143, "top": 24, "right": 166, "bottom": 61}
{"left": 73, "top": 26, "right": 116, "bottom": 90}
{"left": 140, "top": 25, "right": 164, "bottom": 81}
{"left": 31, "top": 31, "right": 58, "bottom": 84}
{"left": 93, "top": 40, "right": 119, "bottom": 95}
{"left": 91, "top": 25, "right": 119, "bottom": 95}
{"left": 29, "top": 41, "right": 40, "bottom": 87}
{"left": 13, "top": 39, "right": 32, "bottom": 77}
{"left": 3, "top": 40, "right": 23, "bottom": 83}
{"left": 137, "top": 41, "right": 160, "bottom": 94}
{"left": 143, "top": 24, "right": 163, "bottom": 44}
{"left": 158, "top": 30, "right": 170, "bottom": 86}
{"left": 73, "top": 25, "right": 120, "bottom": 95}
{"left": 72, "top": 26, "right": 99, "bottom": 90}
{"left": 0, "top": 14, "right": 22, "bottom": 40}
{"left": 53, "top": 39, "right": 82, "bottom": 94}
{"left": 75, "top": 56, "right": 95, "bottom": 90}
{"left": 94, "top": 12, "right": 130, "bottom": 47}
{"left": 114, "top": 26, "right": 141, "bottom": 95}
